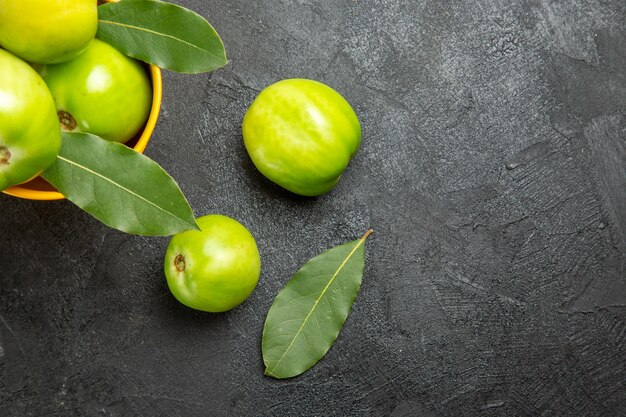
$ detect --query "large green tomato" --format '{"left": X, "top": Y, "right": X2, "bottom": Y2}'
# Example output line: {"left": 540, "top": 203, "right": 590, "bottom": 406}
{"left": 40, "top": 39, "right": 152, "bottom": 143}
{"left": 164, "top": 215, "right": 261, "bottom": 313}
{"left": 0, "top": 49, "right": 61, "bottom": 191}
{"left": 0, "top": 0, "right": 97, "bottom": 64}
{"left": 242, "top": 79, "right": 361, "bottom": 196}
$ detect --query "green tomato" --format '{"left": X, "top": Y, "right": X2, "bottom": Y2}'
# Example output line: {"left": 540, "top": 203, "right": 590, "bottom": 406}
{"left": 0, "top": 0, "right": 97, "bottom": 64}
{"left": 0, "top": 49, "right": 61, "bottom": 191}
{"left": 242, "top": 79, "right": 361, "bottom": 196}
{"left": 40, "top": 39, "right": 152, "bottom": 143}
{"left": 164, "top": 215, "right": 261, "bottom": 313}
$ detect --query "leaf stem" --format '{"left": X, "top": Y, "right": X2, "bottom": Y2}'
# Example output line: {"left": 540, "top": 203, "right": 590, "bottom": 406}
{"left": 361, "top": 229, "right": 374, "bottom": 240}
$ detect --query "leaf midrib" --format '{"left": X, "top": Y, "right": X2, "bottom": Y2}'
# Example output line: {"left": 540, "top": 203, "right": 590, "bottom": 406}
{"left": 266, "top": 235, "right": 368, "bottom": 376}
{"left": 98, "top": 19, "right": 225, "bottom": 61}
{"left": 57, "top": 155, "right": 191, "bottom": 226}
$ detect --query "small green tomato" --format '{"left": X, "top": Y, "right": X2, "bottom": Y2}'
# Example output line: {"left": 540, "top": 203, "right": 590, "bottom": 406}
{"left": 40, "top": 39, "right": 152, "bottom": 143}
{"left": 242, "top": 79, "right": 361, "bottom": 196}
{"left": 0, "top": 49, "right": 61, "bottom": 191}
{"left": 164, "top": 215, "right": 261, "bottom": 313}
{"left": 0, "top": 0, "right": 97, "bottom": 64}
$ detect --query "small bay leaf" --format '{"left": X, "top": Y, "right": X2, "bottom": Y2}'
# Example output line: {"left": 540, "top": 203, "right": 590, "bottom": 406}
{"left": 97, "top": 0, "right": 227, "bottom": 73}
{"left": 42, "top": 132, "right": 199, "bottom": 236}
{"left": 262, "top": 230, "right": 373, "bottom": 379}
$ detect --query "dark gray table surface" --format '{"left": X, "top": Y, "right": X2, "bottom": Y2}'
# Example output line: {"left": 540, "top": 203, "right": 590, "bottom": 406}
{"left": 1, "top": 1, "right": 625, "bottom": 416}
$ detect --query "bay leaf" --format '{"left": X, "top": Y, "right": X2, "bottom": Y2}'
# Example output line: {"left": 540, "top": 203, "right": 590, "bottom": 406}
{"left": 97, "top": 0, "right": 227, "bottom": 74}
{"left": 42, "top": 132, "right": 199, "bottom": 236}
{"left": 262, "top": 230, "right": 373, "bottom": 379}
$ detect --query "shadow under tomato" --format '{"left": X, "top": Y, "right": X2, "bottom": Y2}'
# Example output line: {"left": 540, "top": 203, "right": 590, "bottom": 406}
{"left": 236, "top": 134, "right": 326, "bottom": 208}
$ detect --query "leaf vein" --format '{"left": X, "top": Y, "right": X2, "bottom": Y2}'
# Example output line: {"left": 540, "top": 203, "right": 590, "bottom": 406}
{"left": 56, "top": 155, "right": 189, "bottom": 226}
{"left": 98, "top": 20, "right": 223, "bottom": 60}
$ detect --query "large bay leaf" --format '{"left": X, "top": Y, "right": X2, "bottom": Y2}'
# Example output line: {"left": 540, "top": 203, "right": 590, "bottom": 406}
{"left": 97, "top": 0, "right": 227, "bottom": 73}
{"left": 42, "top": 132, "right": 199, "bottom": 236}
{"left": 262, "top": 230, "right": 373, "bottom": 379}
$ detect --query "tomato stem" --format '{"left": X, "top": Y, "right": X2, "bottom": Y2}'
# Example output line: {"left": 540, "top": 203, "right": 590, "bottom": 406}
{"left": 174, "top": 254, "right": 186, "bottom": 272}
{"left": 57, "top": 110, "right": 77, "bottom": 131}
{"left": 0, "top": 146, "right": 11, "bottom": 165}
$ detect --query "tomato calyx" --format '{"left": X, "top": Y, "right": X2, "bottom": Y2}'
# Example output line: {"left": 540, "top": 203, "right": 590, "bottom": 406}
{"left": 0, "top": 147, "right": 11, "bottom": 165}
{"left": 174, "top": 254, "right": 186, "bottom": 272}
{"left": 58, "top": 110, "right": 77, "bottom": 131}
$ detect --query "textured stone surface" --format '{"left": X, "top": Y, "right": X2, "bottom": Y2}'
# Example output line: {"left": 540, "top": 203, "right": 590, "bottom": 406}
{"left": 1, "top": 0, "right": 625, "bottom": 416}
